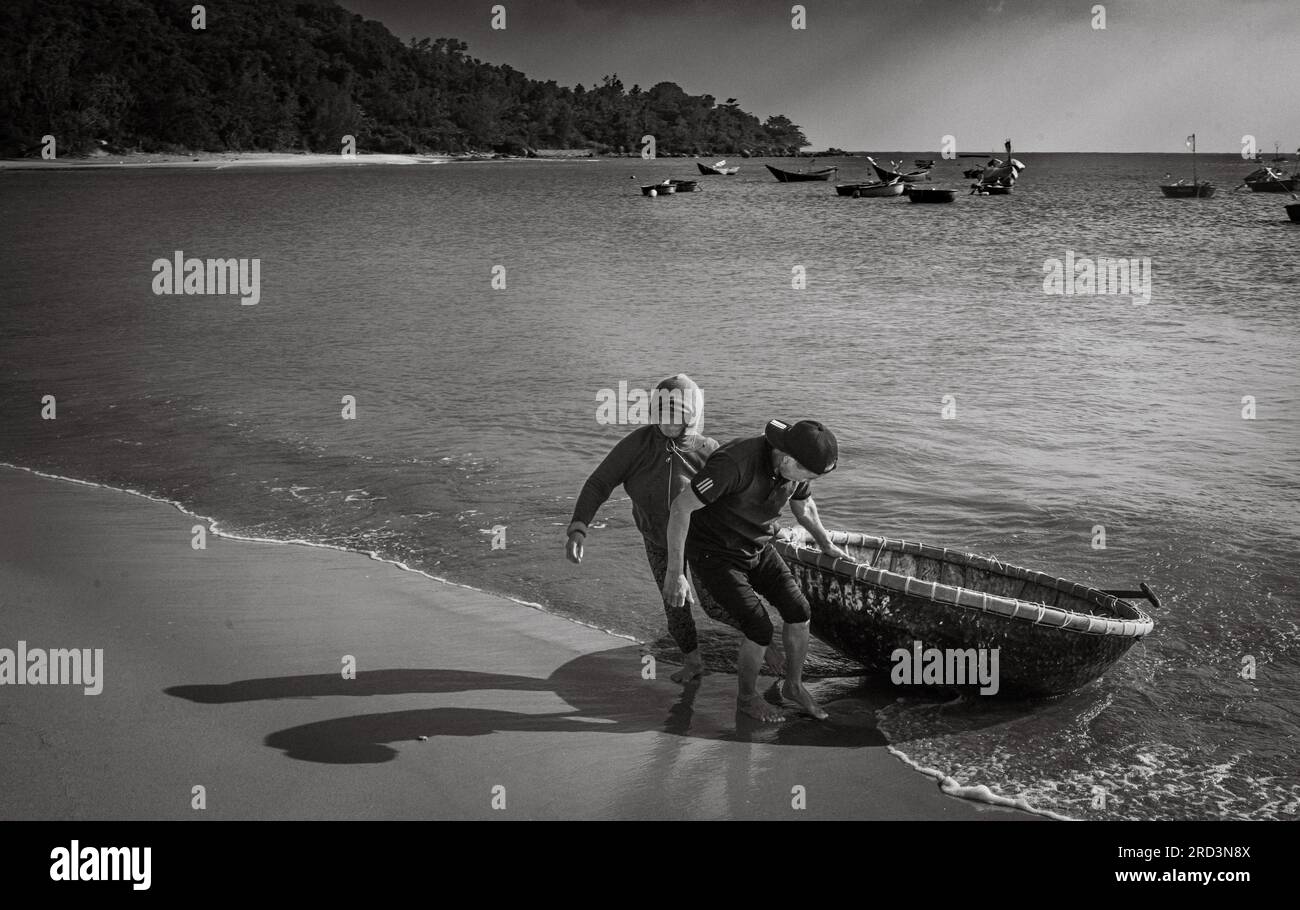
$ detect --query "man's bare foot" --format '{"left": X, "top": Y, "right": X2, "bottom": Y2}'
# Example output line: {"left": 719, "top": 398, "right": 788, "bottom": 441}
{"left": 670, "top": 653, "right": 707, "bottom": 684}
{"left": 763, "top": 645, "right": 785, "bottom": 675}
{"left": 737, "top": 692, "right": 787, "bottom": 723}
{"left": 780, "top": 680, "right": 829, "bottom": 720}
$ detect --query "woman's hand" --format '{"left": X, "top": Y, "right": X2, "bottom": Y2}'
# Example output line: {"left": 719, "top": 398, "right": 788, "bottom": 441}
{"left": 663, "top": 572, "right": 690, "bottom": 608}
{"left": 566, "top": 531, "right": 585, "bottom": 564}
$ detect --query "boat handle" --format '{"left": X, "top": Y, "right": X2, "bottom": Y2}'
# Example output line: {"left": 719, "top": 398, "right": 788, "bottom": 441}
{"left": 1102, "top": 582, "right": 1161, "bottom": 610}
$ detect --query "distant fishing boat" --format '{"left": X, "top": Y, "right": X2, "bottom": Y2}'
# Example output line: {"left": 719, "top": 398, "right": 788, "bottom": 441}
{"left": 668, "top": 179, "right": 700, "bottom": 192}
{"left": 774, "top": 528, "right": 1158, "bottom": 698}
{"left": 1243, "top": 167, "right": 1297, "bottom": 192}
{"left": 697, "top": 160, "right": 739, "bottom": 176}
{"left": 905, "top": 186, "right": 957, "bottom": 203}
{"left": 976, "top": 140, "right": 1025, "bottom": 192}
{"left": 1160, "top": 180, "right": 1215, "bottom": 198}
{"left": 866, "top": 156, "right": 930, "bottom": 183}
{"left": 835, "top": 179, "right": 906, "bottom": 197}
{"left": 1160, "top": 133, "right": 1215, "bottom": 198}
{"left": 766, "top": 163, "right": 838, "bottom": 182}
{"left": 640, "top": 181, "right": 676, "bottom": 196}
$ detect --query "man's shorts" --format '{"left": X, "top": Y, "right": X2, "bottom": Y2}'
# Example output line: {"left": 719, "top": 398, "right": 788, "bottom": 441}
{"left": 687, "top": 544, "right": 811, "bottom": 647}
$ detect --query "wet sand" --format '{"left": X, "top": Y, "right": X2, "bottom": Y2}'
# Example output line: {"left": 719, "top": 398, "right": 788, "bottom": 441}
{"left": 0, "top": 466, "right": 1034, "bottom": 819}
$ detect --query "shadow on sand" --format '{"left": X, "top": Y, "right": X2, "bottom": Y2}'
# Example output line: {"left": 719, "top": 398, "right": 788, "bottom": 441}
{"left": 166, "top": 645, "right": 895, "bottom": 764}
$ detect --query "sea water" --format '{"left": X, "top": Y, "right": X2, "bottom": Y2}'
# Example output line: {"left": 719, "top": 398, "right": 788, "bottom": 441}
{"left": 2, "top": 154, "right": 1296, "bottom": 819}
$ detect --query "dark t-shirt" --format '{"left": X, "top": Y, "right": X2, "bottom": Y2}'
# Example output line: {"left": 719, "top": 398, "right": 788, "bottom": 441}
{"left": 687, "top": 436, "right": 810, "bottom": 562}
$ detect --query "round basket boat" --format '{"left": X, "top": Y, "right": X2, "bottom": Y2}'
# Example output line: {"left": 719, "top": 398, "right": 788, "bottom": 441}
{"left": 771, "top": 528, "right": 1155, "bottom": 697}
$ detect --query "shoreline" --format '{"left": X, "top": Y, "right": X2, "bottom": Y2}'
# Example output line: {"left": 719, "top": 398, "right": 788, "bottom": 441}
{"left": 2, "top": 150, "right": 1256, "bottom": 174}
{"left": 0, "top": 462, "right": 1039, "bottom": 820}
{"left": 0, "top": 151, "right": 590, "bottom": 171}
{"left": 0, "top": 151, "right": 449, "bottom": 170}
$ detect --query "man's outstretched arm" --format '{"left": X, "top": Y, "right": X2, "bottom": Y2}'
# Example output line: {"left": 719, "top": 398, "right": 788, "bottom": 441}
{"left": 663, "top": 488, "right": 704, "bottom": 607}
{"left": 790, "top": 497, "right": 849, "bottom": 560}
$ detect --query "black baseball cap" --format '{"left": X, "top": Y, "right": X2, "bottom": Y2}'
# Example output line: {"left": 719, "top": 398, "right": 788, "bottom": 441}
{"left": 764, "top": 419, "right": 838, "bottom": 475}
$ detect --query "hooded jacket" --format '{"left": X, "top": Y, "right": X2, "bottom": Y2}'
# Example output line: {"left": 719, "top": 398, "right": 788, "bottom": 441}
{"left": 568, "top": 375, "right": 718, "bottom": 547}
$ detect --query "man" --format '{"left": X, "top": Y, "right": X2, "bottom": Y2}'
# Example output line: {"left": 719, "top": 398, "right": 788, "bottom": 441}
{"left": 663, "top": 419, "right": 847, "bottom": 722}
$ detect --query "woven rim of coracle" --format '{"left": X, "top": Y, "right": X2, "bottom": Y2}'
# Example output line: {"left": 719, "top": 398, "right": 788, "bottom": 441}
{"left": 773, "top": 528, "right": 1154, "bottom": 638}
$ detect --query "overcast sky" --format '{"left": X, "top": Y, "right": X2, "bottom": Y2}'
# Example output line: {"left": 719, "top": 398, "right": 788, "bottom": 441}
{"left": 339, "top": 0, "right": 1300, "bottom": 153}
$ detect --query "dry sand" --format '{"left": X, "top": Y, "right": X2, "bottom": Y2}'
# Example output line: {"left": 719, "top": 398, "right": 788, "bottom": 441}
{"left": 0, "top": 151, "right": 455, "bottom": 170}
{"left": 0, "top": 466, "right": 1034, "bottom": 820}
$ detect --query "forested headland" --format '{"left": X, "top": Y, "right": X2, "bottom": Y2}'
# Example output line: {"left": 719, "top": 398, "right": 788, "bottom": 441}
{"left": 0, "top": 0, "right": 811, "bottom": 157}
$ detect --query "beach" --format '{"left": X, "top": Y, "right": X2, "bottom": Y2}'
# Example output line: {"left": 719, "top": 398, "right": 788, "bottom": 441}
{"left": 0, "top": 151, "right": 454, "bottom": 170}
{"left": 0, "top": 151, "right": 605, "bottom": 170}
{"left": 0, "top": 466, "right": 1031, "bottom": 820}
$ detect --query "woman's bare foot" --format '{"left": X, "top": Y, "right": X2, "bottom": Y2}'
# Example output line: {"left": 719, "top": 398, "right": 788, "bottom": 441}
{"left": 780, "top": 680, "right": 829, "bottom": 720}
{"left": 737, "top": 693, "right": 786, "bottom": 723}
{"left": 763, "top": 645, "right": 785, "bottom": 675}
{"left": 670, "top": 652, "right": 707, "bottom": 684}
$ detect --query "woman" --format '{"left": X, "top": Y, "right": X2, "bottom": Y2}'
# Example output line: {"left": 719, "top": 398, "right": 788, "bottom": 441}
{"left": 566, "top": 374, "right": 768, "bottom": 682}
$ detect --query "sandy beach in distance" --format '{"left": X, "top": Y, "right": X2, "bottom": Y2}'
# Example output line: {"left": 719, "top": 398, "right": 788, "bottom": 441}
{"left": 0, "top": 466, "right": 1035, "bottom": 820}
{"left": 0, "top": 151, "right": 460, "bottom": 170}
